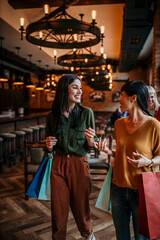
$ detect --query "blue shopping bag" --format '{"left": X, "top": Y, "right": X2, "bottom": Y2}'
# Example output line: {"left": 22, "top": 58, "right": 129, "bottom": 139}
{"left": 38, "top": 153, "right": 53, "bottom": 200}
{"left": 26, "top": 153, "right": 53, "bottom": 200}
{"left": 95, "top": 166, "right": 113, "bottom": 212}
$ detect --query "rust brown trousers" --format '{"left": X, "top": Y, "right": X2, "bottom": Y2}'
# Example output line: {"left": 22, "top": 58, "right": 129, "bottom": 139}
{"left": 51, "top": 153, "right": 93, "bottom": 240}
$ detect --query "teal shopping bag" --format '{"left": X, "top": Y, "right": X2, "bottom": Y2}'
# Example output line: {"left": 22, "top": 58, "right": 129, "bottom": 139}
{"left": 38, "top": 153, "right": 53, "bottom": 200}
{"left": 95, "top": 166, "right": 113, "bottom": 212}
{"left": 26, "top": 152, "right": 53, "bottom": 200}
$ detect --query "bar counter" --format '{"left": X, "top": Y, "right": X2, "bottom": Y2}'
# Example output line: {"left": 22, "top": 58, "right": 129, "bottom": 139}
{"left": 0, "top": 112, "right": 49, "bottom": 133}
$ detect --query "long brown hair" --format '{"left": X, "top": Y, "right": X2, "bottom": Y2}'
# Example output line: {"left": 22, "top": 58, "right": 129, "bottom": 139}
{"left": 52, "top": 74, "right": 83, "bottom": 135}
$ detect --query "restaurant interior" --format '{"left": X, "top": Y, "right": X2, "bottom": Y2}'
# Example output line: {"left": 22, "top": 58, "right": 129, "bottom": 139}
{"left": 0, "top": 0, "right": 159, "bottom": 239}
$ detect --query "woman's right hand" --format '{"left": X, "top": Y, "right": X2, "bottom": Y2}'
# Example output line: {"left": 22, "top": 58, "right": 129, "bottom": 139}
{"left": 95, "top": 137, "right": 112, "bottom": 155}
{"left": 46, "top": 136, "right": 58, "bottom": 152}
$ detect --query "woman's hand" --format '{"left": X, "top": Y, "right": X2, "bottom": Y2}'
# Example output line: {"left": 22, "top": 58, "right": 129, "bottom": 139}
{"left": 95, "top": 137, "right": 112, "bottom": 155}
{"left": 46, "top": 136, "right": 58, "bottom": 152}
{"left": 85, "top": 127, "right": 96, "bottom": 147}
{"left": 127, "top": 152, "right": 151, "bottom": 168}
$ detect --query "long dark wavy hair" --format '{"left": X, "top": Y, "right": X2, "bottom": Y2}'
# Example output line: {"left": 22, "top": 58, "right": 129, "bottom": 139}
{"left": 52, "top": 74, "right": 83, "bottom": 135}
{"left": 121, "top": 81, "right": 152, "bottom": 116}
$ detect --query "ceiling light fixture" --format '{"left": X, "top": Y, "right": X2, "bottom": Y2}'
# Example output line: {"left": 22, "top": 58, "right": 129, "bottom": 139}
{"left": 19, "top": 0, "right": 104, "bottom": 49}
{"left": 57, "top": 48, "right": 107, "bottom": 70}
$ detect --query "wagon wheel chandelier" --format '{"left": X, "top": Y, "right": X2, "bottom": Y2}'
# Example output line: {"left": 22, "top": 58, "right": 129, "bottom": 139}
{"left": 19, "top": 0, "right": 105, "bottom": 49}
{"left": 57, "top": 48, "right": 107, "bottom": 69}
{"left": 84, "top": 75, "right": 113, "bottom": 91}
{"left": 57, "top": 48, "right": 110, "bottom": 77}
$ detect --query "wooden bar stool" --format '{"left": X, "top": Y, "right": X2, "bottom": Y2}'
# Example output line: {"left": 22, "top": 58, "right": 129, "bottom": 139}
{"left": 30, "top": 126, "right": 40, "bottom": 142}
{"left": 36, "top": 124, "right": 46, "bottom": 141}
{"left": 0, "top": 133, "right": 16, "bottom": 167}
{"left": 12, "top": 130, "right": 26, "bottom": 161}
{"left": 21, "top": 128, "right": 33, "bottom": 142}
{"left": 0, "top": 137, "right": 3, "bottom": 173}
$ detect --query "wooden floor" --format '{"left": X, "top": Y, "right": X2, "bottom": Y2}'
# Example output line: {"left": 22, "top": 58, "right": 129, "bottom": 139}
{"left": 0, "top": 158, "right": 134, "bottom": 240}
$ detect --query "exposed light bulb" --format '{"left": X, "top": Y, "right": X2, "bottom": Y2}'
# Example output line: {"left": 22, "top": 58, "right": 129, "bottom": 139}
{"left": 20, "top": 18, "right": 25, "bottom": 26}
{"left": 44, "top": 4, "right": 49, "bottom": 14}
{"left": 101, "top": 26, "right": 105, "bottom": 34}
{"left": 91, "top": 10, "right": 96, "bottom": 20}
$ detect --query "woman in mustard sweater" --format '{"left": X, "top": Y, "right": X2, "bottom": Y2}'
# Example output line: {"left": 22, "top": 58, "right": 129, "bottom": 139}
{"left": 89, "top": 81, "right": 160, "bottom": 240}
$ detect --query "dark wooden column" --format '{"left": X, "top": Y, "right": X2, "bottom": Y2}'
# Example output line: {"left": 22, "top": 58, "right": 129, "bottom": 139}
{"left": 152, "top": 0, "right": 160, "bottom": 92}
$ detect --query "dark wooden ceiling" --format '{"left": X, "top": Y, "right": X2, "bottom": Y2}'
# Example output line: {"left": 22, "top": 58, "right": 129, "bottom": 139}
{"left": 8, "top": 0, "right": 125, "bottom": 9}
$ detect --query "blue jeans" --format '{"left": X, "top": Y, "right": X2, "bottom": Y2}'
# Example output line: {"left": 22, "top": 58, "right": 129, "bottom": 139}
{"left": 111, "top": 182, "right": 149, "bottom": 240}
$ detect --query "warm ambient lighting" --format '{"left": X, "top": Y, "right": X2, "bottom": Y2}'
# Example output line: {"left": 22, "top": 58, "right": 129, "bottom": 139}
{"left": 35, "top": 81, "right": 44, "bottom": 90}
{"left": 100, "top": 26, "right": 105, "bottom": 34}
{"left": 19, "top": 2, "right": 103, "bottom": 49}
{"left": 74, "top": 34, "right": 78, "bottom": 42}
{"left": 39, "top": 31, "right": 43, "bottom": 39}
{"left": 44, "top": 4, "right": 49, "bottom": 15}
{"left": 0, "top": 70, "right": 8, "bottom": 82}
{"left": 107, "top": 64, "right": 111, "bottom": 69}
{"left": 31, "top": 91, "right": 36, "bottom": 97}
{"left": 20, "top": 18, "right": 24, "bottom": 27}
{"left": 91, "top": 10, "right": 96, "bottom": 20}
{"left": 100, "top": 47, "right": 104, "bottom": 54}
{"left": 13, "top": 76, "right": 24, "bottom": 85}
{"left": 103, "top": 53, "right": 107, "bottom": 59}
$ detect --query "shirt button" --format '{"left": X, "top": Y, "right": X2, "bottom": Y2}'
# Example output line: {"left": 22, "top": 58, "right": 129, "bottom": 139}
{"left": 67, "top": 154, "right": 70, "bottom": 158}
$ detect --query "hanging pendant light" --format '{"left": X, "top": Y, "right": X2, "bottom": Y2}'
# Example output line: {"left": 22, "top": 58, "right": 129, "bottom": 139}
{"left": 0, "top": 68, "right": 8, "bottom": 82}
{"left": 35, "top": 80, "right": 44, "bottom": 90}
{"left": 26, "top": 75, "right": 35, "bottom": 88}
{"left": 13, "top": 75, "right": 24, "bottom": 85}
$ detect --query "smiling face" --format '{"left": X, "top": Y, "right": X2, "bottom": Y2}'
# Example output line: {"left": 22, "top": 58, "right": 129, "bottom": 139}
{"left": 68, "top": 78, "right": 82, "bottom": 105}
{"left": 148, "top": 93, "right": 155, "bottom": 108}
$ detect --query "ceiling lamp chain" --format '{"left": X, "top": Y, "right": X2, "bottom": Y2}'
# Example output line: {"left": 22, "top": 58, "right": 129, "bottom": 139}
{"left": 19, "top": 0, "right": 104, "bottom": 49}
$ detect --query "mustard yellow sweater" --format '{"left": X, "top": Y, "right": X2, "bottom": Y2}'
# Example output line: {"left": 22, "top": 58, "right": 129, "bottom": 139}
{"left": 112, "top": 117, "right": 160, "bottom": 189}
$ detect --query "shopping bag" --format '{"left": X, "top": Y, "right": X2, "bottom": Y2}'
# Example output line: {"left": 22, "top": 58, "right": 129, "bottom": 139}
{"left": 95, "top": 166, "right": 113, "bottom": 212}
{"left": 38, "top": 153, "right": 53, "bottom": 200}
{"left": 139, "top": 172, "right": 160, "bottom": 239}
{"left": 26, "top": 152, "right": 53, "bottom": 200}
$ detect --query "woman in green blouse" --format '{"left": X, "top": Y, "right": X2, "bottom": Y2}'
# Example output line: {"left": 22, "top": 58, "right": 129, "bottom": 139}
{"left": 45, "top": 74, "right": 96, "bottom": 240}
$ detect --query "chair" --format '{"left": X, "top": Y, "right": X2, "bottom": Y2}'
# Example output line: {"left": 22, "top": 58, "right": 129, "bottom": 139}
{"left": 0, "top": 133, "right": 17, "bottom": 167}
{"left": 30, "top": 126, "right": 40, "bottom": 142}
{"left": 24, "top": 140, "right": 46, "bottom": 200}
{"left": 0, "top": 137, "right": 3, "bottom": 173}
{"left": 36, "top": 124, "right": 46, "bottom": 141}
{"left": 89, "top": 135, "right": 113, "bottom": 181}
{"left": 12, "top": 130, "right": 26, "bottom": 161}
{"left": 21, "top": 128, "right": 33, "bottom": 142}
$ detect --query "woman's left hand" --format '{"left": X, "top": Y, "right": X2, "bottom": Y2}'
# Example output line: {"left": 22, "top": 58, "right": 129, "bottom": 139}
{"left": 127, "top": 152, "right": 151, "bottom": 168}
{"left": 85, "top": 127, "right": 96, "bottom": 147}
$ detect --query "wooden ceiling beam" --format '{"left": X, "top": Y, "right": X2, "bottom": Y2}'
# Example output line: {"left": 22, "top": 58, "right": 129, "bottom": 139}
{"left": 8, "top": 0, "right": 125, "bottom": 9}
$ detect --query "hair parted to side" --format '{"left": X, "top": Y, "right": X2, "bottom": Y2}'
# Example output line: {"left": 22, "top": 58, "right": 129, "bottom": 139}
{"left": 121, "top": 81, "right": 152, "bottom": 116}
{"left": 51, "top": 74, "right": 83, "bottom": 134}
{"left": 147, "top": 85, "right": 159, "bottom": 110}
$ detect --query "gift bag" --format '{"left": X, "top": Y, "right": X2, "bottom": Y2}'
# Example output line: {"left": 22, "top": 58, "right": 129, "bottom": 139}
{"left": 26, "top": 152, "right": 53, "bottom": 200}
{"left": 95, "top": 166, "right": 113, "bottom": 212}
{"left": 38, "top": 153, "right": 53, "bottom": 200}
{"left": 139, "top": 172, "right": 160, "bottom": 239}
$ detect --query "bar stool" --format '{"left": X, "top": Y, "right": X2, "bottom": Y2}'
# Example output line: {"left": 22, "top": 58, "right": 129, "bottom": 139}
{"left": 36, "top": 124, "right": 46, "bottom": 141}
{"left": 0, "top": 133, "right": 16, "bottom": 167}
{"left": 30, "top": 126, "right": 40, "bottom": 142}
{"left": 21, "top": 128, "right": 33, "bottom": 142}
{"left": 12, "top": 130, "right": 26, "bottom": 161}
{"left": 0, "top": 137, "right": 3, "bottom": 173}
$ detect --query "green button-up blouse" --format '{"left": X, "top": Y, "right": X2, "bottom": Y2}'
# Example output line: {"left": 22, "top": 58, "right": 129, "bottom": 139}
{"left": 46, "top": 106, "right": 96, "bottom": 157}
